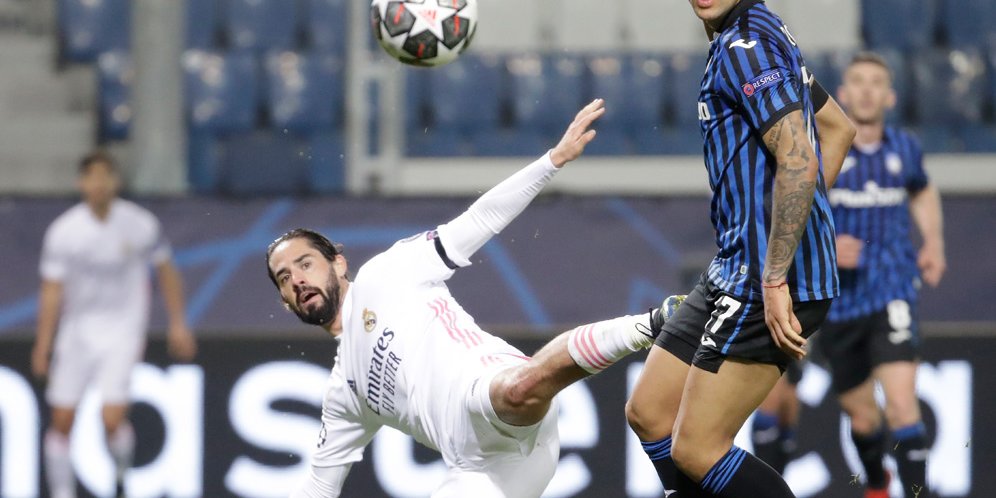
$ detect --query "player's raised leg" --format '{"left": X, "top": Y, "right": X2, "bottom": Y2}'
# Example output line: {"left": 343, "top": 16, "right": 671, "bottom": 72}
{"left": 489, "top": 296, "right": 684, "bottom": 427}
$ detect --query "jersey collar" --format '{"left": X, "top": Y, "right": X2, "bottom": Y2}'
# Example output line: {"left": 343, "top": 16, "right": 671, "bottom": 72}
{"left": 717, "top": 0, "right": 764, "bottom": 33}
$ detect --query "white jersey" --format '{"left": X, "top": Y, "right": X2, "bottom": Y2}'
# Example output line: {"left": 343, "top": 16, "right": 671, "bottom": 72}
{"left": 40, "top": 199, "right": 171, "bottom": 345}
{"left": 315, "top": 229, "right": 528, "bottom": 468}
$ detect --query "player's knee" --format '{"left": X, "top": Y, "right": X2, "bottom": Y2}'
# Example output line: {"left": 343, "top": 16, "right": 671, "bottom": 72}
{"left": 50, "top": 410, "right": 75, "bottom": 435}
{"left": 625, "top": 397, "right": 672, "bottom": 442}
{"left": 493, "top": 371, "right": 545, "bottom": 419}
{"left": 670, "top": 433, "right": 723, "bottom": 480}
{"left": 884, "top": 395, "right": 920, "bottom": 428}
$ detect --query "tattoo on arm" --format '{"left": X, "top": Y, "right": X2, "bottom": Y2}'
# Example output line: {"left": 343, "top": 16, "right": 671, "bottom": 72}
{"left": 762, "top": 111, "right": 819, "bottom": 284}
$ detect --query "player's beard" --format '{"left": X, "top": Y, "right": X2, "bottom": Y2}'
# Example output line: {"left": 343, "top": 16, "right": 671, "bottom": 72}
{"left": 294, "top": 274, "right": 341, "bottom": 326}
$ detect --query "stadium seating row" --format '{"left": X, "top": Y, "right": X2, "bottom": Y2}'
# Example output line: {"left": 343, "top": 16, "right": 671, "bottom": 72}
{"left": 58, "top": 0, "right": 346, "bottom": 62}
{"left": 59, "top": 0, "right": 996, "bottom": 63}
{"left": 97, "top": 48, "right": 996, "bottom": 151}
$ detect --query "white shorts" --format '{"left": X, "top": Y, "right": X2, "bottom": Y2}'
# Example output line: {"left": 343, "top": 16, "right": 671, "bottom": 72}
{"left": 433, "top": 363, "right": 561, "bottom": 498}
{"left": 46, "top": 331, "right": 145, "bottom": 408}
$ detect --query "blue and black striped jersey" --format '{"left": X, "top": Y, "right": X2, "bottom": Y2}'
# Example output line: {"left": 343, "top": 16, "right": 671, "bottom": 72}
{"left": 698, "top": 0, "right": 838, "bottom": 302}
{"left": 827, "top": 128, "right": 928, "bottom": 322}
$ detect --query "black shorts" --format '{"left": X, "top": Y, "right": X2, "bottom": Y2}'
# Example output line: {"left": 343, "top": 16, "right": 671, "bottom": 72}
{"left": 784, "top": 360, "right": 803, "bottom": 385}
{"left": 655, "top": 273, "right": 832, "bottom": 373}
{"left": 817, "top": 299, "right": 920, "bottom": 394}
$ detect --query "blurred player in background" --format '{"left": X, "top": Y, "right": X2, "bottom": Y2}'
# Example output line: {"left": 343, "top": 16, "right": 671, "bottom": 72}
{"left": 267, "top": 100, "right": 682, "bottom": 498}
{"left": 750, "top": 362, "right": 802, "bottom": 475}
{"left": 817, "top": 52, "right": 945, "bottom": 498}
{"left": 31, "top": 151, "right": 197, "bottom": 498}
{"left": 626, "top": 1, "right": 856, "bottom": 497}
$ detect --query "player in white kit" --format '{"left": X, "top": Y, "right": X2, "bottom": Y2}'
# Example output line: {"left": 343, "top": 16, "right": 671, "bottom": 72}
{"left": 267, "top": 100, "right": 682, "bottom": 497}
{"left": 31, "top": 151, "right": 198, "bottom": 498}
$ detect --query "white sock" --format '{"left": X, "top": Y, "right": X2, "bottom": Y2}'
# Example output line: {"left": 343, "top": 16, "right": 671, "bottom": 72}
{"left": 567, "top": 314, "right": 650, "bottom": 374}
{"left": 107, "top": 422, "right": 135, "bottom": 483}
{"left": 44, "top": 429, "right": 76, "bottom": 498}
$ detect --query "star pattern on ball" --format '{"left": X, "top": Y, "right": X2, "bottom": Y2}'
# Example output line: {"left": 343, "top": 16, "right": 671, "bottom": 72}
{"left": 407, "top": 0, "right": 459, "bottom": 40}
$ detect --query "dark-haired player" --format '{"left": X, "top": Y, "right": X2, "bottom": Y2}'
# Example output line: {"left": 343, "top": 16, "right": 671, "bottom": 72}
{"left": 268, "top": 100, "right": 683, "bottom": 498}
{"left": 818, "top": 51, "right": 945, "bottom": 498}
{"left": 32, "top": 151, "right": 197, "bottom": 498}
{"left": 625, "top": 1, "right": 856, "bottom": 497}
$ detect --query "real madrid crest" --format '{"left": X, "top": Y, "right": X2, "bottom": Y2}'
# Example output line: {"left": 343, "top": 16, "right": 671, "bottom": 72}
{"left": 363, "top": 308, "right": 377, "bottom": 333}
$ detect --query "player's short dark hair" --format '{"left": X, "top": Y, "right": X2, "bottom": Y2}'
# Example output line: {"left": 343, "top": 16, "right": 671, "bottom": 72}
{"left": 79, "top": 150, "right": 118, "bottom": 175}
{"left": 848, "top": 51, "right": 893, "bottom": 80}
{"left": 266, "top": 228, "right": 343, "bottom": 287}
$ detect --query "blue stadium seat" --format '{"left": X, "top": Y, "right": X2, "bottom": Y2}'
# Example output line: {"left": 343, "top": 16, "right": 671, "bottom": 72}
{"left": 426, "top": 54, "right": 503, "bottom": 133}
{"left": 403, "top": 66, "right": 429, "bottom": 129}
{"left": 304, "top": 0, "right": 347, "bottom": 53}
{"left": 635, "top": 127, "right": 703, "bottom": 155}
{"left": 264, "top": 51, "right": 344, "bottom": 133}
{"left": 218, "top": 133, "right": 308, "bottom": 195}
{"left": 861, "top": 0, "right": 937, "bottom": 51}
{"left": 508, "top": 54, "right": 585, "bottom": 133}
{"left": 940, "top": 0, "right": 996, "bottom": 49}
{"left": 407, "top": 127, "right": 469, "bottom": 157}
{"left": 911, "top": 48, "right": 985, "bottom": 126}
{"left": 183, "top": 50, "right": 260, "bottom": 133}
{"left": 306, "top": 132, "right": 347, "bottom": 193}
{"left": 666, "top": 52, "right": 708, "bottom": 130}
{"left": 186, "top": 0, "right": 220, "bottom": 48}
{"left": 96, "top": 51, "right": 132, "bottom": 141}
{"left": 58, "top": 0, "right": 129, "bottom": 61}
{"left": 224, "top": 0, "right": 299, "bottom": 51}
{"left": 587, "top": 54, "right": 667, "bottom": 135}
{"left": 188, "top": 133, "right": 222, "bottom": 192}
{"left": 470, "top": 129, "right": 550, "bottom": 157}
{"left": 915, "top": 126, "right": 958, "bottom": 153}
{"left": 959, "top": 126, "right": 996, "bottom": 153}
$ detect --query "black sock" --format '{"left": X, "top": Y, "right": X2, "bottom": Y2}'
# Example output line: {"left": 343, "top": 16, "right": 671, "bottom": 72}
{"left": 892, "top": 423, "right": 929, "bottom": 497}
{"left": 852, "top": 427, "right": 888, "bottom": 489}
{"left": 777, "top": 426, "right": 797, "bottom": 474}
{"left": 751, "top": 411, "right": 786, "bottom": 474}
{"left": 641, "top": 436, "right": 704, "bottom": 497}
{"left": 700, "top": 446, "right": 795, "bottom": 497}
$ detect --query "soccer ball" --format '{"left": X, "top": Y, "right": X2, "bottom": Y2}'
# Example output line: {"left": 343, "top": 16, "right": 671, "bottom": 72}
{"left": 370, "top": 0, "right": 478, "bottom": 67}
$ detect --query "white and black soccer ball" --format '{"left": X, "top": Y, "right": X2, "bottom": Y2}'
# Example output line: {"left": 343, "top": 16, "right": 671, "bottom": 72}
{"left": 370, "top": 0, "right": 478, "bottom": 67}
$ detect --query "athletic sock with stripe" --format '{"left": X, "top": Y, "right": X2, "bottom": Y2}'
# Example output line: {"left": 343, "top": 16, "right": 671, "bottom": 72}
{"left": 699, "top": 446, "right": 794, "bottom": 498}
{"left": 892, "top": 422, "right": 929, "bottom": 497}
{"left": 567, "top": 314, "right": 648, "bottom": 374}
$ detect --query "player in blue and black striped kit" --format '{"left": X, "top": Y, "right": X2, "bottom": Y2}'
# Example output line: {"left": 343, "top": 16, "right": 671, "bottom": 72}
{"left": 626, "top": 1, "right": 856, "bottom": 497}
{"left": 817, "top": 52, "right": 946, "bottom": 498}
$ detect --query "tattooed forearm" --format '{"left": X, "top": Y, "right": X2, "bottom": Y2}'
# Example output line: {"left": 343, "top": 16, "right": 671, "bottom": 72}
{"left": 761, "top": 111, "right": 820, "bottom": 284}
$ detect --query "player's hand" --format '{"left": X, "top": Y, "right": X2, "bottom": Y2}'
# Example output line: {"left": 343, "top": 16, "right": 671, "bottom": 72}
{"left": 549, "top": 98, "right": 605, "bottom": 168}
{"left": 918, "top": 242, "right": 946, "bottom": 287}
{"left": 763, "top": 284, "right": 807, "bottom": 360}
{"left": 167, "top": 323, "right": 198, "bottom": 362}
{"left": 31, "top": 343, "right": 50, "bottom": 379}
{"left": 835, "top": 234, "right": 864, "bottom": 269}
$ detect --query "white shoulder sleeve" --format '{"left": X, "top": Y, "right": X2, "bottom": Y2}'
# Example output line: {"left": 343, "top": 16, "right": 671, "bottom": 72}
{"left": 436, "top": 152, "right": 558, "bottom": 266}
{"left": 39, "top": 220, "right": 69, "bottom": 282}
{"left": 289, "top": 464, "right": 352, "bottom": 498}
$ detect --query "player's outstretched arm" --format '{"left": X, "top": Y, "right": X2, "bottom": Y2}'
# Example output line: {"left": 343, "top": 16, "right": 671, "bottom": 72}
{"left": 760, "top": 109, "right": 821, "bottom": 360}
{"left": 435, "top": 99, "right": 605, "bottom": 265}
{"left": 814, "top": 94, "right": 856, "bottom": 188}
